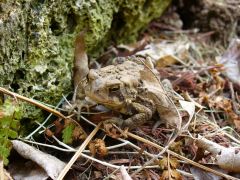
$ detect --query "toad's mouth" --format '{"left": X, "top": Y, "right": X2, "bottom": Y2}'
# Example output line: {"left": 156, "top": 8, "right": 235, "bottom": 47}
{"left": 86, "top": 93, "right": 124, "bottom": 108}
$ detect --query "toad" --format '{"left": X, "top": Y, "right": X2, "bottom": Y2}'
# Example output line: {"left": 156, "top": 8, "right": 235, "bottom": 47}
{"left": 73, "top": 34, "right": 180, "bottom": 130}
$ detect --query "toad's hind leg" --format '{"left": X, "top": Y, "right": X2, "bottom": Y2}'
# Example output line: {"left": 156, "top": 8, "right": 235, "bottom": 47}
{"left": 122, "top": 102, "right": 153, "bottom": 129}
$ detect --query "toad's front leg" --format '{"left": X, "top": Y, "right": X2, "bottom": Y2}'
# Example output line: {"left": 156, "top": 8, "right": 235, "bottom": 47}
{"left": 121, "top": 102, "right": 154, "bottom": 129}
{"left": 103, "top": 103, "right": 153, "bottom": 129}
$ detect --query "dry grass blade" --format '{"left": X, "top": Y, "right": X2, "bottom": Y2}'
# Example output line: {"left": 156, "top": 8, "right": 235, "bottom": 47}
{"left": 57, "top": 122, "right": 102, "bottom": 180}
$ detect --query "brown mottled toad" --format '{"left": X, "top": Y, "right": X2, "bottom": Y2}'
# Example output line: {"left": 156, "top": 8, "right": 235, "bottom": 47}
{"left": 73, "top": 34, "right": 180, "bottom": 129}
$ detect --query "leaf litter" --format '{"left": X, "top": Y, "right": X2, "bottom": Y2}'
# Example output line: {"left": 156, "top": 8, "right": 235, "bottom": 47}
{"left": 1, "top": 1, "right": 240, "bottom": 180}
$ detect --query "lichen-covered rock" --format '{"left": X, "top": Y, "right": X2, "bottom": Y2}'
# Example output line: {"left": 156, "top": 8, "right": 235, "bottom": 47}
{"left": 0, "top": 0, "right": 170, "bottom": 121}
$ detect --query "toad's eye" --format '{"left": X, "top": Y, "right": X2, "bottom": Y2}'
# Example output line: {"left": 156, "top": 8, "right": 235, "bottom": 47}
{"left": 109, "top": 85, "right": 120, "bottom": 92}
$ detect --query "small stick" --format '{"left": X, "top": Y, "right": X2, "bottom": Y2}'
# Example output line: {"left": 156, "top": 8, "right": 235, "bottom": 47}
{"left": 0, "top": 87, "right": 66, "bottom": 119}
{"left": 57, "top": 122, "right": 102, "bottom": 180}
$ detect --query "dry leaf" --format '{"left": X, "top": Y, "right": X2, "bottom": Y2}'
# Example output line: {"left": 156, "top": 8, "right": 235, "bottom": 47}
{"left": 159, "top": 156, "right": 182, "bottom": 180}
{"left": 190, "top": 167, "right": 223, "bottom": 180}
{"left": 8, "top": 161, "right": 48, "bottom": 180}
{"left": 159, "top": 157, "right": 168, "bottom": 170}
{"left": 89, "top": 139, "right": 108, "bottom": 157}
{"left": 170, "top": 141, "right": 183, "bottom": 154}
{"left": 159, "top": 157, "right": 179, "bottom": 169}
{"left": 218, "top": 38, "right": 240, "bottom": 85}
{"left": 156, "top": 55, "right": 178, "bottom": 68}
{"left": 211, "top": 97, "right": 240, "bottom": 130}
{"left": 72, "top": 126, "right": 87, "bottom": 141}
{"left": 179, "top": 100, "right": 195, "bottom": 129}
{"left": 103, "top": 121, "right": 129, "bottom": 139}
{"left": 196, "top": 135, "right": 240, "bottom": 173}
{"left": 136, "top": 40, "right": 190, "bottom": 67}
{"left": 12, "top": 140, "right": 66, "bottom": 179}
{"left": 160, "top": 169, "right": 182, "bottom": 180}
{"left": 54, "top": 120, "right": 64, "bottom": 135}
{"left": 45, "top": 128, "right": 54, "bottom": 137}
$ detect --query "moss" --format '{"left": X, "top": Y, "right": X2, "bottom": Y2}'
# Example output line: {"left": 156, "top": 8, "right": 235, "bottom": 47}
{"left": 0, "top": 1, "right": 26, "bottom": 85}
{"left": 0, "top": 0, "right": 171, "bottom": 123}
{"left": 111, "top": 0, "right": 172, "bottom": 43}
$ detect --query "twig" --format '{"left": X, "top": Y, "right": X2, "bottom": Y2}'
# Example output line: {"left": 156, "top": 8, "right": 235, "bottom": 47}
{"left": 57, "top": 122, "right": 102, "bottom": 180}
{"left": 0, "top": 87, "right": 66, "bottom": 119}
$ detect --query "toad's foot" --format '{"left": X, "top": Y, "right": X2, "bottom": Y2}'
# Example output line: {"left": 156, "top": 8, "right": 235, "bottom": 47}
{"left": 103, "top": 117, "right": 124, "bottom": 128}
{"left": 103, "top": 118, "right": 129, "bottom": 138}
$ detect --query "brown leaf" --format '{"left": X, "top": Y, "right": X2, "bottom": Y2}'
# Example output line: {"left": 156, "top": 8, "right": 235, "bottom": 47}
{"left": 159, "top": 157, "right": 168, "bottom": 169}
{"left": 53, "top": 120, "right": 64, "bottom": 135}
{"left": 88, "top": 139, "right": 108, "bottom": 157}
{"left": 72, "top": 126, "right": 87, "bottom": 141}
{"left": 45, "top": 128, "right": 54, "bottom": 137}
{"left": 160, "top": 170, "right": 182, "bottom": 180}
{"left": 156, "top": 55, "right": 177, "bottom": 68}
{"left": 211, "top": 97, "right": 240, "bottom": 130}
{"left": 103, "top": 122, "right": 127, "bottom": 139}
{"left": 159, "top": 157, "right": 179, "bottom": 169}
{"left": 169, "top": 158, "right": 180, "bottom": 169}
{"left": 88, "top": 142, "right": 96, "bottom": 156}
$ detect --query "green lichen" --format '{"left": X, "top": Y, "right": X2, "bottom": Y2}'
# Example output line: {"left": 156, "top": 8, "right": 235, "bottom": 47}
{"left": 111, "top": 0, "right": 172, "bottom": 43}
{"left": 0, "top": 0, "right": 171, "bottom": 123}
